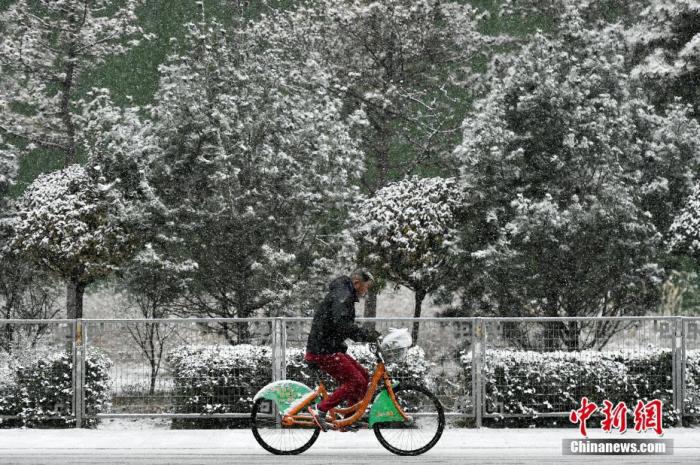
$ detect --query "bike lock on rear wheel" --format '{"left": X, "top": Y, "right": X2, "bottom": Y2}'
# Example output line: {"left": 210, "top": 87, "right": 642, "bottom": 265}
{"left": 251, "top": 397, "right": 320, "bottom": 455}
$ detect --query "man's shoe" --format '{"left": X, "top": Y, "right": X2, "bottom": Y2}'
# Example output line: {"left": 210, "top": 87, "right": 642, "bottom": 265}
{"left": 308, "top": 407, "right": 331, "bottom": 432}
{"left": 337, "top": 423, "right": 360, "bottom": 433}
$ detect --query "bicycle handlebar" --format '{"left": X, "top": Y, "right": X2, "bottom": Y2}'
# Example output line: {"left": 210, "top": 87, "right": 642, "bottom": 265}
{"left": 369, "top": 342, "right": 384, "bottom": 362}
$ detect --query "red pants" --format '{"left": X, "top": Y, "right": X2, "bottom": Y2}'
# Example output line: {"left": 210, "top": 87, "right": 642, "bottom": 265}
{"left": 305, "top": 352, "right": 370, "bottom": 412}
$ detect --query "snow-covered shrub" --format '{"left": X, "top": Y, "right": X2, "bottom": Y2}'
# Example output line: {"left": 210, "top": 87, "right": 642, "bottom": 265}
{"left": 168, "top": 343, "right": 431, "bottom": 428}
{"left": 167, "top": 345, "right": 273, "bottom": 428}
{"left": 0, "top": 349, "right": 111, "bottom": 428}
{"left": 686, "top": 350, "right": 700, "bottom": 417}
{"left": 0, "top": 385, "right": 17, "bottom": 426}
{"left": 460, "top": 349, "right": 694, "bottom": 426}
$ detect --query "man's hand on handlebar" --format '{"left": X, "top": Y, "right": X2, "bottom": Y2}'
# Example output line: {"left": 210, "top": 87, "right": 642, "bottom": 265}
{"left": 366, "top": 328, "right": 381, "bottom": 343}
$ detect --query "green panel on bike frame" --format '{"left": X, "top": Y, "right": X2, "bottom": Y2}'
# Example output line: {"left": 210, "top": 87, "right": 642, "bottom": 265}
{"left": 253, "top": 380, "right": 315, "bottom": 413}
{"left": 369, "top": 384, "right": 403, "bottom": 427}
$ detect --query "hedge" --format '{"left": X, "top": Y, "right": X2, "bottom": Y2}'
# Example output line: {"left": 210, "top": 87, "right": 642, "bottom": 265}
{"left": 0, "top": 349, "right": 112, "bottom": 428}
{"left": 460, "top": 349, "right": 700, "bottom": 427}
{"left": 167, "top": 344, "right": 431, "bottom": 428}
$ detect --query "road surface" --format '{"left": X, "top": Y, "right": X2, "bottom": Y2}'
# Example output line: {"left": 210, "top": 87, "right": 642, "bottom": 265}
{"left": 0, "top": 428, "right": 697, "bottom": 464}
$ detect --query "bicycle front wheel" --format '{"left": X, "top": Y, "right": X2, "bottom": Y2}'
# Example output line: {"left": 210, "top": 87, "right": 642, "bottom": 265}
{"left": 373, "top": 383, "right": 445, "bottom": 456}
{"left": 251, "top": 398, "right": 319, "bottom": 455}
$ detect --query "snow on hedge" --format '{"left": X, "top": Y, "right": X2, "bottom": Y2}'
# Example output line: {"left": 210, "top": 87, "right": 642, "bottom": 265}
{"left": 459, "top": 348, "right": 700, "bottom": 425}
{"left": 0, "top": 348, "right": 112, "bottom": 428}
{"left": 167, "top": 343, "right": 432, "bottom": 427}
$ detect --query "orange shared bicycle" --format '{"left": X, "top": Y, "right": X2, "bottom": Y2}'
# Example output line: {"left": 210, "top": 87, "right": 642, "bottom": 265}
{"left": 250, "top": 340, "right": 445, "bottom": 456}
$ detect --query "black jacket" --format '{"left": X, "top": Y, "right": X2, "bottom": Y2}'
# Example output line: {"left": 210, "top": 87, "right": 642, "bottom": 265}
{"left": 306, "top": 276, "right": 370, "bottom": 354}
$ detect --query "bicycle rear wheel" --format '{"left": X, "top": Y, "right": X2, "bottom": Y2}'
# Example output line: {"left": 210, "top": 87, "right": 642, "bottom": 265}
{"left": 251, "top": 398, "right": 319, "bottom": 455}
{"left": 373, "top": 383, "right": 445, "bottom": 456}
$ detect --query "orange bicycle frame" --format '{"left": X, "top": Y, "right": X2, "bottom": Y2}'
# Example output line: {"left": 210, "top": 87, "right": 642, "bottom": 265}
{"left": 281, "top": 361, "right": 409, "bottom": 429}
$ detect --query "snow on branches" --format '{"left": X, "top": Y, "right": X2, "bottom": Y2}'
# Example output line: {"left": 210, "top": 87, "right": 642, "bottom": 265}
{"left": 0, "top": 138, "right": 16, "bottom": 207}
{"left": 669, "top": 184, "right": 700, "bottom": 256}
{"left": 141, "top": 20, "right": 368, "bottom": 320}
{"left": 9, "top": 165, "right": 141, "bottom": 317}
{"left": 355, "top": 176, "right": 463, "bottom": 293}
{"left": 627, "top": 0, "right": 700, "bottom": 110}
{"left": 247, "top": 0, "right": 490, "bottom": 190}
{"left": 448, "top": 16, "right": 700, "bottom": 336}
{"left": 0, "top": 0, "right": 148, "bottom": 166}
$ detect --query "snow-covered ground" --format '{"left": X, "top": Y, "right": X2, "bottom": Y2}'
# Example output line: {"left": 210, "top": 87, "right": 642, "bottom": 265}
{"left": 0, "top": 428, "right": 698, "bottom": 464}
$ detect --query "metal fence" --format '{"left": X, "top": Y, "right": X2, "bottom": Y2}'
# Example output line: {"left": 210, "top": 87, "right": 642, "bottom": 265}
{"left": 0, "top": 316, "right": 698, "bottom": 428}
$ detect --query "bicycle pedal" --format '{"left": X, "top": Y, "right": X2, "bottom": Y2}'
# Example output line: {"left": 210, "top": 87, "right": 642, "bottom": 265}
{"left": 336, "top": 424, "right": 360, "bottom": 433}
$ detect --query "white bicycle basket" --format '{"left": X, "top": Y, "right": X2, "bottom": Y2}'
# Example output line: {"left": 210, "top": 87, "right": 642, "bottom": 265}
{"left": 380, "top": 327, "right": 412, "bottom": 362}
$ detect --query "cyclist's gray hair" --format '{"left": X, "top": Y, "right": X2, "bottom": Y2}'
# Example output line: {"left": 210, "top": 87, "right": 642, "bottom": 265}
{"left": 351, "top": 269, "right": 375, "bottom": 283}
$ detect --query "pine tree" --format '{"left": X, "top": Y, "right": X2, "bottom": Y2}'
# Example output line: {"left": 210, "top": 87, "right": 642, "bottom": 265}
{"left": 449, "top": 16, "right": 700, "bottom": 349}
{"left": 138, "top": 20, "right": 367, "bottom": 339}
{"left": 0, "top": 0, "right": 147, "bottom": 168}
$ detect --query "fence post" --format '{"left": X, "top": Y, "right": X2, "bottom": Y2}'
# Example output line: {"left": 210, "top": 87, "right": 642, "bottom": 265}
{"left": 72, "top": 319, "right": 84, "bottom": 428}
{"left": 271, "top": 318, "right": 285, "bottom": 382}
{"left": 281, "top": 317, "right": 287, "bottom": 380}
{"left": 472, "top": 317, "right": 483, "bottom": 428}
{"left": 81, "top": 321, "right": 87, "bottom": 425}
{"left": 672, "top": 317, "right": 685, "bottom": 426}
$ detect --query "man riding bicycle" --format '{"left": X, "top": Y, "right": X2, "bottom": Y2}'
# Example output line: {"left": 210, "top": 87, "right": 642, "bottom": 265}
{"left": 305, "top": 269, "right": 380, "bottom": 431}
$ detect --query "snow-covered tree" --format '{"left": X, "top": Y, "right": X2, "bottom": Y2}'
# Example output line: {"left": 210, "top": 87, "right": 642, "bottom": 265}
{"left": 498, "top": 0, "right": 650, "bottom": 28}
{"left": 498, "top": 0, "right": 699, "bottom": 114}
{"left": 120, "top": 245, "right": 187, "bottom": 394}
{"left": 136, "top": 20, "right": 366, "bottom": 339}
{"left": 0, "top": 148, "right": 61, "bottom": 349}
{"left": 9, "top": 165, "right": 142, "bottom": 318}
{"left": 354, "top": 176, "right": 463, "bottom": 342}
{"left": 245, "top": 0, "right": 487, "bottom": 189}
{"left": 246, "top": 0, "right": 491, "bottom": 317}
{"left": 0, "top": 0, "right": 148, "bottom": 167}
{"left": 669, "top": 184, "right": 700, "bottom": 257}
{"left": 449, "top": 18, "right": 700, "bottom": 350}
{"left": 0, "top": 134, "right": 18, "bottom": 212}
{"left": 627, "top": 0, "right": 700, "bottom": 112}
{"left": 666, "top": 183, "right": 700, "bottom": 315}
{"left": 77, "top": 88, "right": 156, "bottom": 212}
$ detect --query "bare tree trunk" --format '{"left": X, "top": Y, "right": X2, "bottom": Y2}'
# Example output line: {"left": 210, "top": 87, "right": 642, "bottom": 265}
{"left": 565, "top": 321, "right": 580, "bottom": 351}
{"left": 364, "top": 287, "right": 377, "bottom": 318}
{"left": 237, "top": 320, "right": 251, "bottom": 344}
{"left": 363, "top": 286, "right": 378, "bottom": 333}
{"left": 2, "top": 300, "right": 13, "bottom": 353}
{"left": 66, "top": 277, "right": 85, "bottom": 319}
{"left": 149, "top": 359, "right": 158, "bottom": 395}
{"left": 147, "top": 324, "right": 157, "bottom": 395}
{"left": 411, "top": 289, "right": 427, "bottom": 345}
